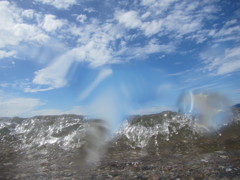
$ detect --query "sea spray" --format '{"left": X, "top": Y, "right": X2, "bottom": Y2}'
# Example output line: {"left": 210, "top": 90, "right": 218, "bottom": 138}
{"left": 178, "top": 91, "right": 233, "bottom": 131}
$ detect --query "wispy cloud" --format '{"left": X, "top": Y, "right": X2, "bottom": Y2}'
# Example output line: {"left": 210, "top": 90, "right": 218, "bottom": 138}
{"left": 0, "top": 50, "right": 15, "bottom": 59}
{"left": 26, "top": 49, "right": 76, "bottom": 92}
{"left": 0, "top": 95, "right": 43, "bottom": 117}
{"left": 79, "top": 68, "right": 113, "bottom": 100}
{"left": 0, "top": 90, "right": 89, "bottom": 117}
{"left": 167, "top": 69, "right": 193, "bottom": 77}
{"left": 201, "top": 45, "right": 240, "bottom": 75}
{"left": 209, "top": 19, "right": 240, "bottom": 43}
{"left": 35, "top": 0, "right": 77, "bottom": 9}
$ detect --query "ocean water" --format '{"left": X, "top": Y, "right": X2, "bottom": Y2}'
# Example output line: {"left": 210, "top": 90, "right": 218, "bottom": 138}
{"left": 0, "top": 109, "right": 240, "bottom": 179}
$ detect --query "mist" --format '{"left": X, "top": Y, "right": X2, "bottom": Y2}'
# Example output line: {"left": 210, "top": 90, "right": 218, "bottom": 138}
{"left": 178, "top": 91, "right": 233, "bottom": 131}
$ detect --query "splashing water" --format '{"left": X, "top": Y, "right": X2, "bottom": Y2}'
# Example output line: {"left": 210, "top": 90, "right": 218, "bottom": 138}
{"left": 178, "top": 91, "right": 233, "bottom": 131}
{"left": 115, "top": 111, "right": 208, "bottom": 150}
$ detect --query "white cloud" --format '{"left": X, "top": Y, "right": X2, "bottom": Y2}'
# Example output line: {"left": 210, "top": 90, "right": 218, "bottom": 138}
{"left": 163, "top": 9, "right": 202, "bottom": 37}
{"left": 84, "top": 7, "right": 95, "bottom": 13}
{"left": 167, "top": 69, "right": 193, "bottom": 77}
{"left": 211, "top": 22, "right": 240, "bottom": 42}
{"left": 116, "top": 10, "right": 164, "bottom": 36}
{"left": 28, "top": 29, "right": 116, "bottom": 92}
{"left": 42, "top": 14, "right": 65, "bottom": 32}
{"left": 217, "top": 60, "right": 240, "bottom": 75}
{"left": 141, "top": 12, "right": 151, "bottom": 19}
{"left": 22, "top": 9, "right": 35, "bottom": 19}
{"left": 0, "top": 96, "right": 42, "bottom": 117}
{"left": 121, "top": 40, "right": 175, "bottom": 60}
{"left": 76, "top": 14, "right": 87, "bottom": 23}
{"left": 30, "top": 49, "right": 76, "bottom": 91}
{"left": 24, "top": 87, "right": 55, "bottom": 93}
{"left": 25, "top": 0, "right": 217, "bottom": 93}
{"left": 0, "top": 83, "right": 11, "bottom": 88}
{"left": 15, "top": 0, "right": 233, "bottom": 93}
{"left": 116, "top": 11, "right": 142, "bottom": 29}
{"left": 28, "top": 41, "right": 114, "bottom": 92}
{"left": 74, "top": 42, "right": 113, "bottom": 68}
{"left": 141, "top": 0, "right": 177, "bottom": 17}
{"left": 201, "top": 46, "right": 240, "bottom": 75}
{"left": 115, "top": 0, "right": 208, "bottom": 39}
{"left": 225, "top": 47, "right": 240, "bottom": 59}
{"left": 28, "top": 16, "right": 177, "bottom": 92}
{"left": 26, "top": 18, "right": 119, "bottom": 91}
{"left": 79, "top": 68, "right": 113, "bottom": 100}
{"left": 115, "top": 0, "right": 216, "bottom": 41}
{"left": 0, "top": 50, "right": 15, "bottom": 59}
{"left": 0, "top": 1, "right": 49, "bottom": 58}
{"left": 0, "top": 92, "right": 87, "bottom": 116}
{"left": 141, "top": 20, "right": 163, "bottom": 36}
{"left": 141, "top": 0, "right": 155, "bottom": 5}
{"left": 71, "top": 21, "right": 123, "bottom": 66}
{"left": 36, "top": 0, "right": 77, "bottom": 9}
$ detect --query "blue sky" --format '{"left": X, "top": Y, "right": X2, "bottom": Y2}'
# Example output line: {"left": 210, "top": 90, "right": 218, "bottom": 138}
{"left": 0, "top": 0, "right": 239, "bottom": 120}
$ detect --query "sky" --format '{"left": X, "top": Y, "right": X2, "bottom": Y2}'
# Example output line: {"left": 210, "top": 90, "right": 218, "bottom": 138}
{"left": 0, "top": 0, "right": 240, "bottom": 120}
